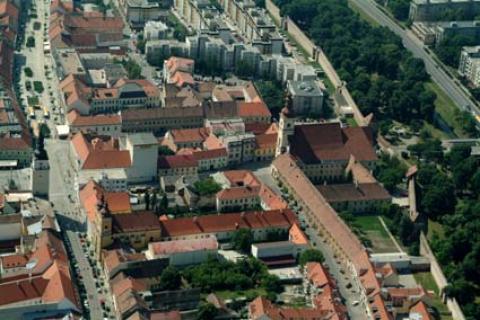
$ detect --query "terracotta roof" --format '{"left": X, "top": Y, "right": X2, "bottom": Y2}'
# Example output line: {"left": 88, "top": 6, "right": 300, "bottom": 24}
{"left": 289, "top": 223, "right": 308, "bottom": 245}
{"left": 71, "top": 132, "right": 131, "bottom": 169}
{"left": 0, "top": 254, "right": 28, "bottom": 269}
{"left": 409, "top": 301, "right": 434, "bottom": 320}
{"left": 171, "top": 71, "right": 195, "bottom": 87}
{"left": 316, "top": 183, "right": 391, "bottom": 203}
{"left": 112, "top": 211, "right": 161, "bottom": 233}
{"left": 306, "top": 262, "right": 332, "bottom": 289}
{"left": 165, "top": 57, "right": 194, "bottom": 74}
{"left": 249, "top": 296, "right": 332, "bottom": 320}
{"left": 160, "top": 209, "right": 298, "bottom": 238}
{"left": 0, "top": 231, "right": 79, "bottom": 311}
{"left": 255, "top": 132, "right": 277, "bottom": 150}
{"left": 0, "top": 137, "right": 31, "bottom": 150}
{"left": 289, "top": 123, "right": 377, "bottom": 163}
{"left": 67, "top": 109, "right": 121, "bottom": 127}
{"left": 157, "top": 154, "right": 198, "bottom": 169}
{"left": 223, "top": 170, "right": 261, "bottom": 188}
{"left": 238, "top": 101, "right": 271, "bottom": 118}
{"left": 217, "top": 186, "right": 259, "bottom": 201}
{"left": 121, "top": 106, "right": 203, "bottom": 121}
{"left": 80, "top": 180, "right": 132, "bottom": 223}
{"left": 346, "top": 156, "right": 378, "bottom": 184}
{"left": 168, "top": 127, "right": 210, "bottom": 144}
{"left": 103, "top": 249, "right": 146, "bottom": 276}
{"left": 149, "top": 311, "right": 182, "bottom": 320}
{"left": 148, "top": 236, "right": 218, "bottom": 256}
{"left": 192, "top": 148, "right": 228, "bottom": 160}
{"left": 112, "top": 276, "right": 147, "bottom": 298}
{"left": 259, "top": 184, "right": 288, "bottom": 210}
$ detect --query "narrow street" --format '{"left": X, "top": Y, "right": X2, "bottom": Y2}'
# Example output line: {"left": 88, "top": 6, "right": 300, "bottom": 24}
{"left": 65, "top": 230, "right": 104, "bottom": 320}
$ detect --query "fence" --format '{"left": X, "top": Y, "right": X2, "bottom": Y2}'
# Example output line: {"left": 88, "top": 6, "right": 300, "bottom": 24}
{"left": 419, "top": 232, "right": 466, "bottom": 320}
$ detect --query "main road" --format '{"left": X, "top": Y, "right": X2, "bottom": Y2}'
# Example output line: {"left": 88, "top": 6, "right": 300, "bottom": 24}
{"left": 350, "top": 0, "right": 480, "bottom": 117}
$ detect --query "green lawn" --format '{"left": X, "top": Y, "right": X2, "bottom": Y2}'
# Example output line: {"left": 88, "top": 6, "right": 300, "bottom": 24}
{"left": 421, "top": 121, "right": 452, "bottom": 140}
{"left": 414, "top": 272, "right": 453, "bottom": 320}
{"left": 414, "top": 272, "right": 440, "bottom": 295}
{"left": 425, "top": 82, "right": 466, "bottom": 138}
{"left": 351, "top": 215, "right": 399, "bottom": 253}
{"left": 345, "top": 117, "right": 358, "bottom": 127}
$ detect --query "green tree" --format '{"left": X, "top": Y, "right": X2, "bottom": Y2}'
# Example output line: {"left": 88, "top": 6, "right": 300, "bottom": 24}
{"left": 158, "top": 266, "right": 181, "bottom": 291}
{"left": 196, "top": 303, "right": 218, "bottom": 320}
{"left": 193, "top": 178, "right": 222, "bottom": 196}
{"left": 298, "top": 249, "right": 324, "bottom": 266}
{"left": 231, "top": 229, "right": 254, "bottom": 253}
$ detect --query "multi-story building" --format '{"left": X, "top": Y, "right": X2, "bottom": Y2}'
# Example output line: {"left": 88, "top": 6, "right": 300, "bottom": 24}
{"left": 0, "top": 137, "right": 33, "bottom": 168}
{"left": 159, "top": 209, "right": 298, "bottom": 242}
{"left": 157, "top": 154, "right": 199, "bottom": 177}
{"left": 122, "top": 133, "right": 159, "bottom": 183}
{"left": 119, "top": 0, "right": 170, "bottom": 28}
{"left": 409, "top": 0, "right": 480, "bottom": 21}
{"left": 66, "top": 109, "right": 122, "bottom": 136}
{"left": 143, "top": 20, "right": 169, "bottom": 41}
{"left": 221, "top": 132, "right": 256, "bottom": 165}
{"left": 287, "top": 80, "right": 324, "bottom": 116}
{"left": 276, "top": 108, "right": 377, "bottom": 182}
{"left": 173, "top": 0, "right": 220, "bottom": 30}
{"left": 60, "top": 75, "right": 161, "bottom": 115}
{"left": 459, "top": 46, "right": 480, "bottom": 87}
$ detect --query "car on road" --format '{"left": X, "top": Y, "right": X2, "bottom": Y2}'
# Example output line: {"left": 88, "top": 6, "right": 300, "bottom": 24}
{"left": 352, "top": 300, "right": 360, "bottom": 306}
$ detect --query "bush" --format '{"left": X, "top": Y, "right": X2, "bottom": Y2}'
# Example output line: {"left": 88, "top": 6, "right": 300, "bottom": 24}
{"left": 193, "top": 178, "right": 222, "bottom": 196}
{"left": 298, "top": 249, "right": 325, "bottom": 266}
{"left": 26, "top": 36, "right": 35, "bottom": 48}
{"left": 24, "top": 67, "right": 33, "bottom": 77}
{"left": 33, "top": 81, "right": 44, "bottom": 93}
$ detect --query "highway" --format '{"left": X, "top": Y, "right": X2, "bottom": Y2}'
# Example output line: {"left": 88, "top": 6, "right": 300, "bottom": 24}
{"left": 350, "top": 0, "right": 480, "bottom": 117}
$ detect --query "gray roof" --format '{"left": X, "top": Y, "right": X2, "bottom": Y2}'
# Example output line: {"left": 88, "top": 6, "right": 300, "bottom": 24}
{"left": 127, "top": 132, "right": 158, "bottom": 146}
{"left": 288, "top": 80, "right": 323, "bottom": 97}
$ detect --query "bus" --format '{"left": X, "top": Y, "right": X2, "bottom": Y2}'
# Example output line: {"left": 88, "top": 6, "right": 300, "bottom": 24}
{"left": 43, "top": 106, "right": 50, "bottom": 118}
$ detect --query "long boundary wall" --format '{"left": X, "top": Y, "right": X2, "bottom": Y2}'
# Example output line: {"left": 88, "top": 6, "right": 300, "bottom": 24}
{"left": 419, "top": 232, "right": 466, "bottom": 320}
{"left": 265, "top": 0, "right": 367, "bottom": 126}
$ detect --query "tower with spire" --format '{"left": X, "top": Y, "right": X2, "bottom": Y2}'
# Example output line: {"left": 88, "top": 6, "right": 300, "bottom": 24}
{"left": 275, "top": 92, "right": 297, "bottom": 157}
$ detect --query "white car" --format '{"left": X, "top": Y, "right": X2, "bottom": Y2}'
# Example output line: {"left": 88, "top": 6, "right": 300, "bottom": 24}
{"left": 352, "top": 300, "right": 360, "bottom": 306}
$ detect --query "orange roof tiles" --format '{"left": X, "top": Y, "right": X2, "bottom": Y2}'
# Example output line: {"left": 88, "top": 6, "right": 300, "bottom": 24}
{"left": 157, "top": 154, "right": 198, "bottom": 169}
{"left": 289, "top": 223, "right": 308, "bottom": 245}
{"left": 410, "top": 301, "right": 434, "bottom": 320}
{"left": 238, "top": 101, "right": 271, "bottom": 118}
{"left": 80, "top": 180, "right": 131, "bottom": 223}
{"left": 0, "top": 231, "right": 79, "bottom": 311}
{"left": 165, "top": 57, "right": 194, "bottom": 74}
{"left": 259, "top": 184, "right": 288, "bottom": 210}
{"left": 290, "top": 123, "right": 377, "bottom": 163}
{"left": 67, "top": 109, "right": 121, "bottom": 127}
{"left": 306, "top": 262, "right": 332, "bottom": 289}
{"left": 217, "top": 187, "right": 259, "bottom": 201}
{"left": 160, "top": 209, "right": 298, "bottom": 238}
{"left": 71, "top": 132, "right": 131, "bottom": 169}
{"left": 0, "top": 254, "right": 28, "bottom": 269}
{"left": 112, "top": 211, "right": 161, "bottom": 233}
{"left": 168, "top": 127, "right": 211, "bottom": 144}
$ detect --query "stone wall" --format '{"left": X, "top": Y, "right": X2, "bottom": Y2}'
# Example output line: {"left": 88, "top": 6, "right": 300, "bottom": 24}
{"left": 419, "top": 232, "right": 466, "bottom": 320}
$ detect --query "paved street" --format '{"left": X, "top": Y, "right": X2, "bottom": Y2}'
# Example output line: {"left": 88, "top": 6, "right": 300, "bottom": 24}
{"left": 351, "top": 0, "right": 479, "bottom": 118}
{"left": 295, "top": 205, "right": 367, "bottom": 319}
{"left": 65, "top": 230, "right": 104, "bottom": 320}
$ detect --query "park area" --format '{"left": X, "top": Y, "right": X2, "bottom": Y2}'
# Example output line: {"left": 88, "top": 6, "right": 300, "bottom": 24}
{"left": 351, "top": 215, "right": 401, "bottom": 253}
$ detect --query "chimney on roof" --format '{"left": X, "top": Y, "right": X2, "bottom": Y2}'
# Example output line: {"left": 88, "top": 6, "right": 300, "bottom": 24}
{"left": 235, "top": 222, "right": 239, "bottom": 229}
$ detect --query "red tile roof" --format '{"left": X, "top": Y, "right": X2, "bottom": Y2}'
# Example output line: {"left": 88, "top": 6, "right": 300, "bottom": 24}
{"left": 67, "top": 109, "right": 121, "bottom": 127}
{"left": 238, "top": 101, "right": 271, "bottom": 118}
{"left": 217, "top": 186, "right": 259, "bottom": 201}
{"left": 0, "top": 254, "right": 28, "bottom": 269}
{"left": 316, "top": 183, "right": 391, "bottom": 203}
{"left": 192, "top": 148, "right": 228, "bottom": 160}
{"left": 410, "top": 301, "right": 434, "bottom": 320}
{"left": 168, "top": 127, "right": 210, "bottom": 144}
{"left": 305, "top": 262, "right": 333, "bottom": 289}
{"left": 157, "top": 154, "right": 198, "bottom": 169}
{"left": 112, "top": 211, "right": 161, "bottom": 233}
{"left": 290, "top": 123, "right": 377, "bottom": 163}
{"left": 160, "top": 209, "right": 298, "bottom": 238}
{"left": 71, "top": 132, "right": 131, "bottom": 169}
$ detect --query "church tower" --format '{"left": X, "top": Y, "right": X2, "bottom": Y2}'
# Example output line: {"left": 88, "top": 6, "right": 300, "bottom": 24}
{"left": 31, "top": 134, "right": 50, "bottom": 198}
{"left": 275, "top": 93, "right": 296, "bottom": 157}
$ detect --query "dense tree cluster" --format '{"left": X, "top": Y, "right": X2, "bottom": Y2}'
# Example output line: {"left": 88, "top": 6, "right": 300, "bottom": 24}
{"left": 413, "top": 145, "right": 480, "bottom": 318}
{"left": 375, "top": 0, "right": 411, "bottom": 21}
{"left": 182, "top": 257, "right": 282, "bottom": 300}
{"left": 298, "top": 249, "right": 325, "bottom": 266}
{"left": 373, "top": 153, "right": 407, "bottom": 192}
{"left": 192, "top": 178, "right": 222, "bottom": 196}
{"left": 277, "top": 0, "right": 436, "bottom": 126}
{"left": 435, "top": 35, "right": 477, "bottom": 68}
